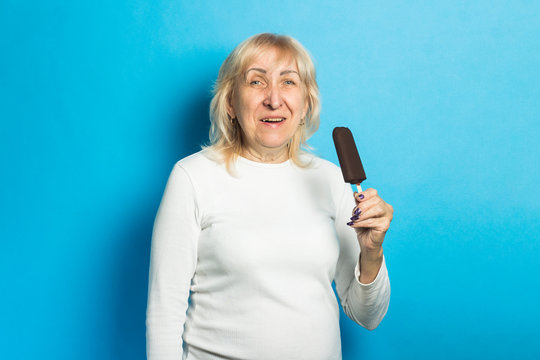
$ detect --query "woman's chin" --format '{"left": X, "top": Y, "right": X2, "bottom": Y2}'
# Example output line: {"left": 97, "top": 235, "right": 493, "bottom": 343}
{"left": 252, "top": 134, "right": 290, "bottom": 149}
{"left": 260, "top": 140, "right": 291, "bottom": 152}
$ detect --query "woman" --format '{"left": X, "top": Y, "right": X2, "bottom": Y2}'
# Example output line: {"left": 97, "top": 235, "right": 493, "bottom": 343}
{"left": 146, "top": 33, "right": 393, "bottom": 360}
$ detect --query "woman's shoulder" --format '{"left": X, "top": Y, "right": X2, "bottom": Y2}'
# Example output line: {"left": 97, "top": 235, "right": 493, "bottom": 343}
{"left": 297, "top": 152, "right": 347, "bottom": 192}
{"left": 168, "top": 149, "right": 225, "bottom": 182}
{"left": 300, "top": 152, "right": 343, "bottom": 177}
{"left": 175, "top": 149, "right": 221, "bottom": 170}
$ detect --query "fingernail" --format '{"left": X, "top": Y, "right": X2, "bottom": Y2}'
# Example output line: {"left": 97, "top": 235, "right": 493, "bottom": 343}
{"left": 354, "top": 208, "right": 361, "bottom": 216}
{"left": 350, "top": 215, "right": 359, "bottom": 221}
{"left": 359, "top": 194, "right": 365, "bottom": 200}
{"left": 347, "top": 221, "right": 354, "bottom": 226}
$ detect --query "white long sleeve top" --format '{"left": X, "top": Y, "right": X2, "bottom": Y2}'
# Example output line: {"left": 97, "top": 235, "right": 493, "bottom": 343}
{"left": 146, "top": 150, "right": 390, "bottom": 360}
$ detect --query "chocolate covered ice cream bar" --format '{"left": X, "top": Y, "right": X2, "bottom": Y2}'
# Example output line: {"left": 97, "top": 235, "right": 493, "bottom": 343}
{"left": 332, "top": 127, "right": 366, "bottom": 191}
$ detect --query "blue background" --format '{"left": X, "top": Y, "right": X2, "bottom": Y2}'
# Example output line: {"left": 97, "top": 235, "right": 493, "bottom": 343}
{"left": 1, "top": 1, "right": 539, "bottom": 359}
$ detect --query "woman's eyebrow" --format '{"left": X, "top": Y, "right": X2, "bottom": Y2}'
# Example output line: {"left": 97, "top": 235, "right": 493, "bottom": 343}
{"left": 245, "top": 68, "right": 299, "bottom": 76}
{"left": 246, "top": 67, "right": 266, "bottom": 74}
{"left": 280, "top": 70, "right": 299, "bottom": 76}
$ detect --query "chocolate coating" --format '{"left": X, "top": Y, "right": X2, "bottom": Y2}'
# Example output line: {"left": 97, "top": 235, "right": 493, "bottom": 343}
{"left": 332, "top": 127, "right": 367, "bottom": 184}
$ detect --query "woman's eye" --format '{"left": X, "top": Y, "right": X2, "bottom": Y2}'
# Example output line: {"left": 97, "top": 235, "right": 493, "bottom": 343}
{"left": 250, "top": 80, "right": 264, "bottom": 86}
{"left": 284, "top": 80, "right": 296, "bottom": 86}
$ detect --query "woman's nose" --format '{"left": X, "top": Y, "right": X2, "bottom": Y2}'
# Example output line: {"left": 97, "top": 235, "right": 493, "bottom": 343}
{"left": 263, "top": 84, "right": 283, "bottom": 109}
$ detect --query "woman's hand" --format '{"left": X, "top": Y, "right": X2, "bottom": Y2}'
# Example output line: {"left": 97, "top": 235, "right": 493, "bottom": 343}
{"left": 347, "top": 188, "right": 393, "bottom": 283}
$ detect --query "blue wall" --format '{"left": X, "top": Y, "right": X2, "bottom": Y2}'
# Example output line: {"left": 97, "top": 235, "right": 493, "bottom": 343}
{"left": 1, "top": 1, "right": 539, "bottom": 359}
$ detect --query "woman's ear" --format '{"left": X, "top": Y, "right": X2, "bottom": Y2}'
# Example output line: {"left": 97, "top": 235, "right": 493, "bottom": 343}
{"left": 302, "top": 97, "right": 309, "bottom": 120}
{"left": 226, "top": 93, "right": 236, "bottom": 120}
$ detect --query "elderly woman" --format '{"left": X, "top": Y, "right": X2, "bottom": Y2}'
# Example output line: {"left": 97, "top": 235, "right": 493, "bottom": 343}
{"left": 146, "top": 33, "right": 393, "bottom": 360}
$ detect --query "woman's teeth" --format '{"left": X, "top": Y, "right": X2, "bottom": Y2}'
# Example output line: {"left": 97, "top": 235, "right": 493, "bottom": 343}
{"left": 261, "top": 118, "right": 285, "bottom": 122}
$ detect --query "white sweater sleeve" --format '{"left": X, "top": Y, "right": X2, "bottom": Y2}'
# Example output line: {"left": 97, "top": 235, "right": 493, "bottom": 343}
{"left": 146, "top": 164, "right": 200, "bottom": 359}
{"left": 333, "top": 182, "right": 391, "bottom": 330}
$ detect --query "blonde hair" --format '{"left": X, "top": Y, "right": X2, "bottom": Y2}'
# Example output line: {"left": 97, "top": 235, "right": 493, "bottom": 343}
{"left": 205, "top": 33, "right": 320, "bottom": 171}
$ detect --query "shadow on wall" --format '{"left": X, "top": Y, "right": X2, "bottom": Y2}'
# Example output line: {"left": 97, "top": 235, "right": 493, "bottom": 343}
{"left": 161, "top": 49, "right": 223, "bottom": 166}
{"left": 175, "top": 89, "right": 213, "bottom": 157}
{"left": 340, "top": 312, "right": 368, "bottom": 359}
{"left": 110, "top": 67, "right": 213, "bottom": 359}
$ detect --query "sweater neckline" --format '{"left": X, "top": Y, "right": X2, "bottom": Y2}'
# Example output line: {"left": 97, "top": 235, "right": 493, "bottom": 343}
{"left": 237, "top": 155, "right": 292, "bottom": 169}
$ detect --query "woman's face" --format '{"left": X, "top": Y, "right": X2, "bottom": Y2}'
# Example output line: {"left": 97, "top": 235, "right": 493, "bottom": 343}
{"left": 228, "top": 47, "right": 308, "bottom": 162}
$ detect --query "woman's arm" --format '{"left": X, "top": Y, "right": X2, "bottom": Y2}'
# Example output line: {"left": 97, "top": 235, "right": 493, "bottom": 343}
{"left": 146, "top": 164, "right": 200, "bottom": 359}
{"left": 334, "top": 183, "right": 392, "bottom": 330}
{"left": 349, "top": 188, "right": 393, "bottom": 284}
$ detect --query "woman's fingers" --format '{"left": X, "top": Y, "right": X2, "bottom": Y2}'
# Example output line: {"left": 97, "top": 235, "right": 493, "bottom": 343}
{"left": 347, "top": 188, "right": 393, "bottom": 251}
{"left": 351, "top": 196, "right": 380, "bottom": 217}
{"left": 351, "top": 190, "right": 389, "bottom": 219}
{"left": 348, "top": 188, "right": 393, "bottom": 231}
{"left": 350, "top": 216, "right": 392, "bottom": 233}
{"left": 354, "top": 188, "right": 378, "bottom": 203}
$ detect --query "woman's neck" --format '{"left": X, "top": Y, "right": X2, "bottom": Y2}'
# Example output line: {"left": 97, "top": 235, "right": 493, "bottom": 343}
{"left": 240, "top": 146, "right": 289, "bottom": 164}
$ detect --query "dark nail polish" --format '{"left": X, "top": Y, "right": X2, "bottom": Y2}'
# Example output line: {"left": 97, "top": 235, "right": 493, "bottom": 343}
{"left": 350, "top": 215, "right": 359, "bottom": 221}
{"left": 359, "top": 194, "right": 365, "bottom": 200}
{"left": 347, "top": 221, "right": 354, "bottom": 226}
{"left": 354, "top": 208, "right": 361, "bottom": 216}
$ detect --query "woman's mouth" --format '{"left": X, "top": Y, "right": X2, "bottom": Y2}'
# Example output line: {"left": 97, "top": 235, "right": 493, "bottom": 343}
{"left": 260, "top": 117, "right": 285, "bottom": 123}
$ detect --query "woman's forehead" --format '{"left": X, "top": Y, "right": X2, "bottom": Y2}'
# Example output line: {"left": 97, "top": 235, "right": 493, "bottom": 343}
{"left": 242, "top": 47, "right": 299, "bottom": 73}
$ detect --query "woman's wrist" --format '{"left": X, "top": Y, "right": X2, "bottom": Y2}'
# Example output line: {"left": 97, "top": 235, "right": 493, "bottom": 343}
{"left": 358, "top": 247, "right": 383, "bottom": 284}
{"left": 361, "top": 246, "right": 383, "bottom": 261}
